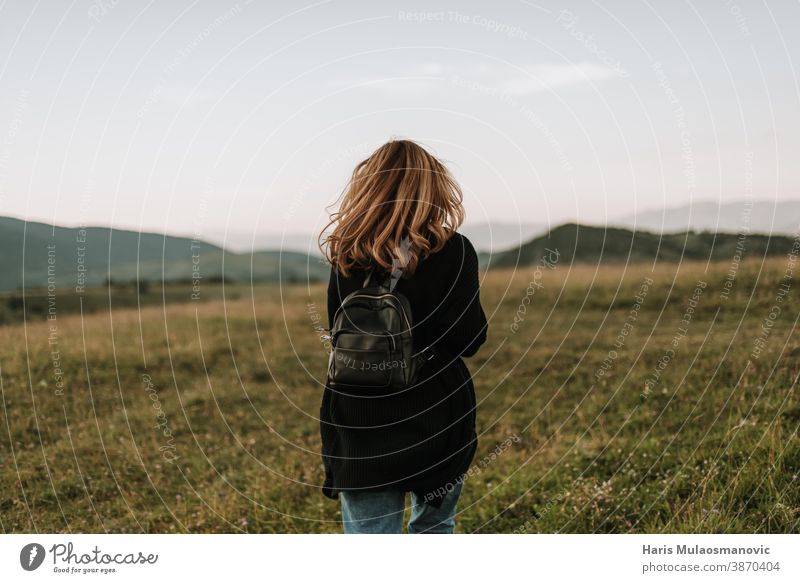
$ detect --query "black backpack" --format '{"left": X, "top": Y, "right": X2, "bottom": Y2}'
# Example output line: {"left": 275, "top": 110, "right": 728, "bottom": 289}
{"left": 327, "top": 268, "right": 434, "bottom": 390}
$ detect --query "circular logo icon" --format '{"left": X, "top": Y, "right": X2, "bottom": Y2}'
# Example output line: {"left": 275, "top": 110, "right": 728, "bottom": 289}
{"left": 20, "top": 543, "right": 46, "bottom": 571}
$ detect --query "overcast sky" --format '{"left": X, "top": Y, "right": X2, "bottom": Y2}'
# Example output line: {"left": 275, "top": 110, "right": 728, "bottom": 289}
{"left": 0, "top": 0, "right": 798, "bottom": 246}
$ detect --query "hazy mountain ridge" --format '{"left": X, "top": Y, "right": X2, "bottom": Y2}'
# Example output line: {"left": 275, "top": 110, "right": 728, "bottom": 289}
{"left": 205, "top": 221, "right": 547, "bottom": 254}
{"left": 490, "top": 222, "right": 796, "bottom": 269}
{"left": 610, "top": 199, "right": 800, "bottom": 234}
{"left": 3, "top": 205, "right": 798, "bottom": 292}
{"left": 203, "top": 201, "right": 800, "bottom": 255}
{"left": 0, "top": 217, "right": 328, "bottom": 293}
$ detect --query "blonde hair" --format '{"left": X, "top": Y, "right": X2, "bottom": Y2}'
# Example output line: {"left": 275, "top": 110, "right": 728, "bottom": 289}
{"left": 319, "top": 139, "right": 464, "bottom": 277}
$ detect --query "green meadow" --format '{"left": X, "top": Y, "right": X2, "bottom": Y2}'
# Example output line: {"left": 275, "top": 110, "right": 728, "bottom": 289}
{"left": 1, "top": 257, "right": 798, "bottom": 533}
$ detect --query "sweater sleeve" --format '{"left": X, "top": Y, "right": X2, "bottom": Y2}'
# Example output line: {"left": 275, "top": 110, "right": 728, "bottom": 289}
{"left": 434, "top": 235, "right": 488, "bottom": 358}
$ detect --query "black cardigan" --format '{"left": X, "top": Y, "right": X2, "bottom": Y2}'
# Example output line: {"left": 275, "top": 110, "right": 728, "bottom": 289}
{"left": 319, "top": 232, "right": 488, "bottom": 506}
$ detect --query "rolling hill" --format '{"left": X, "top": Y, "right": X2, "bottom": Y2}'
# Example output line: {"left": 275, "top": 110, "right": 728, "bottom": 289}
{"left": 3, "top": 216, "right": 797, "bottom": 293}
{"left": 490, "top": 223, "right": 797, "bottom": 268}
{"left": 0, "top": 216, "right": 328, "bottom": 293}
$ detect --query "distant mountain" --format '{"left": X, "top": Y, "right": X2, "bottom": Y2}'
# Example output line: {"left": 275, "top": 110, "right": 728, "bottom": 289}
{"left": 610, "top": 199, "right": 800, "bottom": 234}
{"left": 0, "top": 217, "right": 328, "bottom": 293}
{"left": 202, "top": 228, "right": 323, "bottom": 254}
{"left": 205, "top": 221, "right": 546, "bottom": 254}
{"left": 460, "top": 221, "right": 547, "bottom": 252}
{"left": 206, "top": 201, "right": 800, "bottom": 254}
{"left": 6, "top": 213, "right": 794, "bottom": 293}
{"left": 491, "top": 223, "right": 796, "bottom": 268}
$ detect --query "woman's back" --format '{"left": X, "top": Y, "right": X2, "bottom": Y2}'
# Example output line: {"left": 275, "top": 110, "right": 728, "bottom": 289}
{"left": 318, "top": 139, "right": 488, "bottom": 532}
{"left": 321, "top": 231, "right": 487, "bottom": 506}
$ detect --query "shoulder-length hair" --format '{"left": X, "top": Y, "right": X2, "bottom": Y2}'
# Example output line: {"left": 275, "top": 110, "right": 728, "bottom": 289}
{"left": 319, "top": 139, "right": 464, "bottom": 277}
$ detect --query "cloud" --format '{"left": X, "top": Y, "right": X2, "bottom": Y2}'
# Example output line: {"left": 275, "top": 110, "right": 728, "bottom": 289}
{"left": 328, "top": 62, "right": 445, "bottom": 96}
{"left": 332, "top": 61, "right": 621, "bottom": 97}
{"left": 499, "top": 63, "right": 621, "bottom": 95}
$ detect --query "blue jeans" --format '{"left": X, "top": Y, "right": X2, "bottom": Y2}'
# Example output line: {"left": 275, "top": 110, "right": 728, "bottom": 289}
{"left": 340, "top": 482, "right": 463, "bottom": 534}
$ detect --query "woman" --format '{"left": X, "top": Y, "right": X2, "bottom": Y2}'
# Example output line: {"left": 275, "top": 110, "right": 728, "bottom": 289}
{"left": 318, "top": 139, "right": 488, "bottom": 534}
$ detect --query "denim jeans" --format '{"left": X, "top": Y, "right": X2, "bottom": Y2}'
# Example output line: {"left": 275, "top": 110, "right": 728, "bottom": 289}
{"left": 340, "top": 482, "right": 463, "bottom": 534}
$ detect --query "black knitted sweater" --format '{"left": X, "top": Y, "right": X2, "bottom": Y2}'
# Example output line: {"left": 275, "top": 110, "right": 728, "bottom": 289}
{"left": 319, "top": 232, "right": 488, "bottom": 506}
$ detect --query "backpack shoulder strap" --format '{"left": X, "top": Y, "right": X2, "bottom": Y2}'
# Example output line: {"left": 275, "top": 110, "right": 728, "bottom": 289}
{"left": 362, "top": 267, "right": 391, "bottom": 290}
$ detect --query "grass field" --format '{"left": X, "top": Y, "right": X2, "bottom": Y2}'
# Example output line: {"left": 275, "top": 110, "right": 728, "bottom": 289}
{"left": 1, "top": 256, "right": 798, "bottom": 533}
